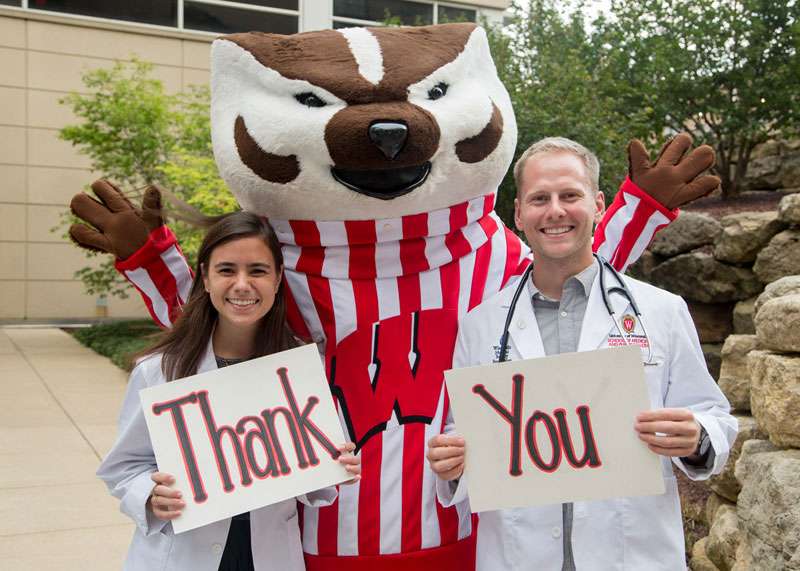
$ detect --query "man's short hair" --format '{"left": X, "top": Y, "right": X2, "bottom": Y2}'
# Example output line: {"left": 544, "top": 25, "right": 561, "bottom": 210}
{"left": 513, "top": 137, "right": 600, "bottom": 197}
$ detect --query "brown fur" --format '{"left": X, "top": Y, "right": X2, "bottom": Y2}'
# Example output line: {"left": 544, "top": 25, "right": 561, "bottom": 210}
{"left": 455, "top": 101, "right": 503, "bottom": 164}
{"left": 234, "top": 116, "right": 300, "bottom": 184}
{"left": 325, "top": 102, "right": 439, "bottom": 169}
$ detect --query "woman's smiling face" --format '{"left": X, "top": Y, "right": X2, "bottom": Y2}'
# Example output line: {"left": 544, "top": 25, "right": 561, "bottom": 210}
{"left": 202, "top": 235, "right": 281, "bottom": 330}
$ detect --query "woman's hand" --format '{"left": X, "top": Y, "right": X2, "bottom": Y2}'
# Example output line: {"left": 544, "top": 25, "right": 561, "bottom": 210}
{"left": 426, "top": 434, "right": 466, "bottom": 481}
{"left": 337, "top": 443, "right": 361, "bottom": 485}
{"left": 147, "top": 472, "right": 185, "bottom": 521}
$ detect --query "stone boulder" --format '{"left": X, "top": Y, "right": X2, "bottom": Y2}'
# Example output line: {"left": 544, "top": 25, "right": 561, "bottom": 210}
{"left": 687, "top": 301, "right": 734, "bottom": 343}
{"left": 650, "top": 212, "right": 721, "bottom": 257}
{"left": 708, "top": 414, "right": 766, "bottom": 500}
{"left": 706, "top": 504, "right": 741, "bottom": 571}
{"left": 754, "top": 275, "right": 800, "bottom": 314}
{"left": 744, "top": 147, "right": 800, "bottom": 190}
{"left": 748, "top": 350, "right": 800, "bottom": 447}
{"left": 706, "top": 492, "right": 735, "bottom": 527}
{"left": 754, "top": 294, "right": 800, "bottom": 353}
{"left": 691, "top": 537, "right": 721, "bottom": 571}
{"left": 734, "top": 440, "right": 800, "bottom": 570}
{"left": 625, "top": 249, "right": 659, "bottom": 282}
{"left": 732, "top": 297, "right": 756, "bottom": 334}
{"left": 753, "top": 229, "right": 800, "bottom": 284}
{"left": 779, "top": 193, "right": 800, "bottom": 225}
{"left": 650, "top": 251, "right": 762, "bottom": 303}
{"left": 718, "top": 335, "right": 760, "bottom": 411}
{"left": 713, "top": 211, "right": 785, "bottom": 264}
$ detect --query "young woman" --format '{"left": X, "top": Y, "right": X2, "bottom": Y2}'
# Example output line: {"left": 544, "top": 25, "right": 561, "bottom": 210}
{"left": 97, "top": 212, "right": 360, "bottom": 571}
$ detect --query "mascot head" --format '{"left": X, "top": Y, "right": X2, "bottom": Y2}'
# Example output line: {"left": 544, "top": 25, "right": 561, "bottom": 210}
{"left": 210, "top": 23, "right": 516, "bottom": 221}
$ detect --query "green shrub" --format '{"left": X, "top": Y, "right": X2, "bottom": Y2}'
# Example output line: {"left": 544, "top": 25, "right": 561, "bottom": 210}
{"left": 70, "top": 320, "right": 161, "bottom": 371}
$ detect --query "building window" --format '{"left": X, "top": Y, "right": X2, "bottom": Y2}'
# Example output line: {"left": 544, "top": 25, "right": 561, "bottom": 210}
{"left": 222, "top": 0, "right": 298, "bottom": 9}
{"left": 0, "top": 0, "right": 22, "bottom": 6}
{"left": 438, "top": 4, "right": 475, "bottom": 23}
{"left": 333, "top": 0, "right": 433, "bottom": 26}
{"left": 184, "top": 1, "right": 298, "bottom": 34}
{"left": 27, "top": 0, "right": 178, "bottom": 27}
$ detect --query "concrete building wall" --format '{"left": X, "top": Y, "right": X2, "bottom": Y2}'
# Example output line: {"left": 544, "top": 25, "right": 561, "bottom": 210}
{"left": 0, "top": 0, "right": 509, "bottom": 321}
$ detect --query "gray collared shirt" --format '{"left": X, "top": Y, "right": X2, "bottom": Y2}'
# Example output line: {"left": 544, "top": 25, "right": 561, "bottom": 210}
{"left": 528, "top": 262, "right": 598, "bottom": 356}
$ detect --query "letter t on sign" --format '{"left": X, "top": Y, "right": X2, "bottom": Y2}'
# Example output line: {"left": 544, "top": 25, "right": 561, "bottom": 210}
{"left": 472, "top": 374, "right": 524, "bottom": 476}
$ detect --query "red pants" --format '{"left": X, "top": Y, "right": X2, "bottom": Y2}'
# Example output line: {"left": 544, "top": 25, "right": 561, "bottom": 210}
{"left": 304, "top": 532, "right": 476, "bottom": 571}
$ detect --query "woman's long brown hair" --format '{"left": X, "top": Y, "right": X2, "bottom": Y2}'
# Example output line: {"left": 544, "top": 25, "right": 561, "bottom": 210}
{"left": 136, "top": 212, "right": 297, "bottom": 381}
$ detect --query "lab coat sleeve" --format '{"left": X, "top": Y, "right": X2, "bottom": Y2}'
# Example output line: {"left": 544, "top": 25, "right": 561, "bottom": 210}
{"left": 434, "top": 322, "right": 472, "bottom": 508}
{"left": 297, "top": 486, "right": 338, "bottom": 507}
{"left": 664, "top": 297, "right": 738, "bottom": 480}
{"left": 96, "top": 359, "right": 169, "bottom": 537}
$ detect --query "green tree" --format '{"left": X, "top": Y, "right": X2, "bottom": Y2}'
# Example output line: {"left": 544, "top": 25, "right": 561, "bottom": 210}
{"left": 59, "top": 60, "right": 233, "bottom": 298}
{"left": 486, "top": 1, "right": 653, "bottom": 226}
{"left": 595, "top": 0, "right": 800, "bottom": 197}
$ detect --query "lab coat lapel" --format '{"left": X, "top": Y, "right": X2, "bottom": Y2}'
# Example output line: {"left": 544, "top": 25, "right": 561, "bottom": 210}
{"left": 197, "top": 338, "right": 219, "bottom": 374}
{"left": 505, "top": 283, "right": 546, "bottom": 360}
{"left": 577, "top": 272, "right": 631, "bottom": 352}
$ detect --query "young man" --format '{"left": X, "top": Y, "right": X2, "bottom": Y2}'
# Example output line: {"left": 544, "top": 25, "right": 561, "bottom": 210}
{"left": 427, "top": 137, "right": 737, "bottom": 570}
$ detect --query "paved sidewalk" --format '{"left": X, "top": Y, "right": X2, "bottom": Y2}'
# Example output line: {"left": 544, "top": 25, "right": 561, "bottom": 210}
{"left": 0, "top": 327, "right": 133, "bottom": 570}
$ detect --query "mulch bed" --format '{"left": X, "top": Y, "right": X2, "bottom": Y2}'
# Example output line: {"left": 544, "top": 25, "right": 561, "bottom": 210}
{"left": 683, "top": 190, "right": 787, "bottom": 218}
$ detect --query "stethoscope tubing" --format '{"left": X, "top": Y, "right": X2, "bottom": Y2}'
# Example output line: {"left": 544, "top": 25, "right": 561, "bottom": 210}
{"left": 496, "top": 255, "right": 654, "bottom": 365}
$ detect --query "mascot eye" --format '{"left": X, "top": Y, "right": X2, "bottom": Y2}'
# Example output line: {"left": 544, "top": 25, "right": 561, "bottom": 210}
{"left": 295, "top": 92, "right": 327, "bottom": 108}
{"left": 427, "top": 82, "right": 449, "bottom": 101}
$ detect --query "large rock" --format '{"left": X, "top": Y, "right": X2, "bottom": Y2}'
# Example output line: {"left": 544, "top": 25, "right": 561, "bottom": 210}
{"left": 732, "top": 297, "right": 756, "bottom": 334}
{"left": 754, "top": 275, "right": 800, "bottom": 314}
{"left": 753, "top": 229, "right": 800, "bottom": 284}
{"left": 708, "top": 415, "right": 766, "bottom": 500}
{"left": 650, "top": 212, "right": 721, "bottom": 257}
{"left": 625, "top": 249, "right": 659, "bottom": 281}
{"left": 706, "top": 504, "right": 741, "bottom": 571}
{"left": 779, "top": 193, "right": 800, "bottom": 225}
{"left": 713, "top": 211, "right": 786, "bottom": 264}
{"left": 735, "top": 440, "right": 800, "bottom": 569}
{"left": 650, "top": 251, "right": 762, "bottom": 303}
{"left": 748, "top": 350, "right": 800, "bottom": 447}
{"left": 691, "top": 537, "right": 721, "bottom": 571}
{"left": 701, "top": 343, "right": 723, "bottom": 381}
{"left": 687, "top": 301, "right": 734, "bottom": 343}
{"left": 744, "top": 148, "right": 800, "bottom": 190}
{"left": 706, "top": 492, "right": 735, "bottom": 527}
{"left": 718, "top": 335, "right": 760, "bottom": 411}
{"left": 729, "top": 536, "right": 753, "bottom": 571}
{"left": 754, "top": 294, "right": 800, "bottom": 353}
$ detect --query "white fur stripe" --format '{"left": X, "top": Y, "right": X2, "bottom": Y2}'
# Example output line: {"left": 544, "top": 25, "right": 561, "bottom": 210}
{"left": 124, "top": 268, "right": 171, "bottom": 327}
{"left": 595, "top": 194, "right": 640, "bottom": 262}
{"left": 337, "top": 404, "right": 360, "bottom": 555}
{"left": 421, "top": 385, "right": 446, "bottom": 548}
{"left": 160, "top": 245, "right": 193, "bottom": 304}
{"left": 379, "top": 419, "right": 403, "bottom": 553}
{"left": 338, "top": 27, "right": 384, "bottom": 85}
{"left": 376, "top": 276, "right": 400, "bottom": 321}
{"left": 621, "top": 209, "right": 670, "bottom": 273}
{"left": 330, "top": 278, "right": 357, "bottom": 344}
{"left": 420, "top": 267, "right": 443, "bottom": 311}
{"left": 284, "top": 270, "right": 325, "bottom": 343}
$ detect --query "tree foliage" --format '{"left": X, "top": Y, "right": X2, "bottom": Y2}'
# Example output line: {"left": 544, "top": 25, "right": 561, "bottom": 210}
{"left": 594, "top": 0, "right": 800, "bottom": 197}
{"left": 486, "top": 1, "right": 653, "bottom": 226}
{"left": 60, "top": 60, "right": 233, "bottom": 298}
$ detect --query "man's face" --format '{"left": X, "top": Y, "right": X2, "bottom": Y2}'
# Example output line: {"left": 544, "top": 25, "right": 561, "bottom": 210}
{"left": 514, "top": 151, "right": 605, "bottom": 264}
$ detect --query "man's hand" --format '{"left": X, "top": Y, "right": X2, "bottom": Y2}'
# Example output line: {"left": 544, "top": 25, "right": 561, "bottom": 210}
{"left": 426, "top": 434, "right": 466, "bottom": 481}
{"left": 69, "top": 180, "right": 164, "bottom": 260}
{"left": 634, "top": 408, "right": 701, "bottom": 458}
{"left": 628, "top": 133, "right": 721, "bottom": 210}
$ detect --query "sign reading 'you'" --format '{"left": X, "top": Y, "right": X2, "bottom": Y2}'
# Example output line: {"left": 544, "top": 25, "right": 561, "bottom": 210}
{"left": 444, "top": 346, "right": 664, "bottom": 513}
{"left": 140, "top": 344, "right": 349, "bottom": 533}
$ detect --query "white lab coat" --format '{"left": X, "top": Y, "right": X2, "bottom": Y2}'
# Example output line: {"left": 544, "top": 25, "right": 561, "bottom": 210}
{"left": 97, "top": 340, "right": 337, "bottom": 571}
{"left": 438, "top": 270, "right": 737, "bottom": 571}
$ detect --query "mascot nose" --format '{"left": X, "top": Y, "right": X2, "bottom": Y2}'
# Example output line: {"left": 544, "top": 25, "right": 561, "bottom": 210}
{"left": 368, "top": 122, "right": 408, "bottom": 160}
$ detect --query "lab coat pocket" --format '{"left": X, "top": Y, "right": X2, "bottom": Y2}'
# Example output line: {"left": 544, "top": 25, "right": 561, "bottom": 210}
{"left": 642, "top": 358, "right": 668, "bottom": 409}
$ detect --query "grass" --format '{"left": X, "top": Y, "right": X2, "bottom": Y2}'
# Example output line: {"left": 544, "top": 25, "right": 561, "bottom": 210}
{"left": 69, "top": 320, "right": 161, "bottom": 371}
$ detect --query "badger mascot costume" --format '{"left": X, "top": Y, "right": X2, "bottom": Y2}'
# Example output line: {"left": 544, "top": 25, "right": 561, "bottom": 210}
{"left": 70, "top": 23, "right": 717, "bottom": 571}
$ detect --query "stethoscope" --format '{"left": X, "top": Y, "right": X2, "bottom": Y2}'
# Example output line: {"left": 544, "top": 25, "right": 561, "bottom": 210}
{"left": 496, "top": 254, "right": 655, "bottom": 365}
